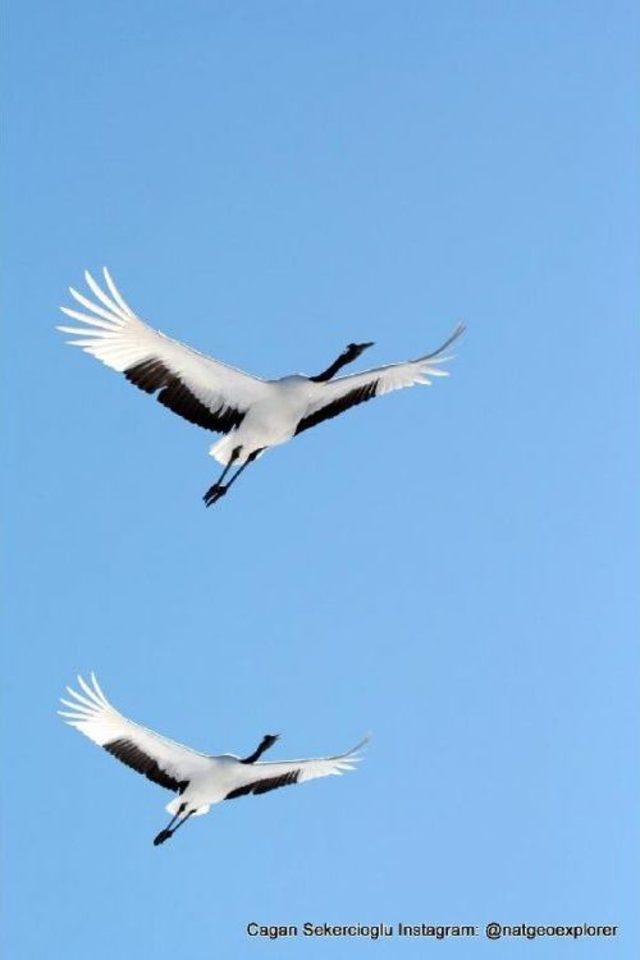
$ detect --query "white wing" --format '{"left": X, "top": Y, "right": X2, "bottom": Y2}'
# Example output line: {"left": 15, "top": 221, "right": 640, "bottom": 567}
{"left": 57, "top": 269, "right": 269, "bottom": 434}
{"left": 59, "top": 674, "right": 212, "bottom": 793}
{"left": 225, "top": 736, "right": 370, "bottom": 800}
{"left": 295, "top": 324, "right": 465, "bottom": 435}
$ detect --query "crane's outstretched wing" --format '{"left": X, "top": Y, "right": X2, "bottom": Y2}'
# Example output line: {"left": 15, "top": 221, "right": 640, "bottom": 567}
{"left": 57, "top": 269, "right": 269, "bottom": 434}
{"left": 295, "top": 324, "right": 465, "bottom": 435}
{"left": 225, "top": 736, "right": 369, "bottom": 800}
{"left": 59, "top": 674, "right": 211, "bottom": 794}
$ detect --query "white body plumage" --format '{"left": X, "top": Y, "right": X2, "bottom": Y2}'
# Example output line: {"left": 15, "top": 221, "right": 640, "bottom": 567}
{"left": 59, "top": 675, "right": 368, "bottom": 844}
{"left": 57, "top": 269, "right": 464, "bottom": 502}
{"left": 209, "top": 375, "right": 314, "bottom": 465}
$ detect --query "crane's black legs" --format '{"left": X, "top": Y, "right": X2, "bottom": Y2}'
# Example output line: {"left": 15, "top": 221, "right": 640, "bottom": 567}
{"left": 153, "top": 804, "right": 194, "bottom": 846}
{"left": 203, "top": 446, "right": 241, "bottom": 506}
{"left": 153, "top": 802, "right": 185, "bottom": 845}
{"left": 203, "top": 447, "right": 265, "bottom": 508}
{"left": 166, "top": 810, "right": 194, "bottom": 839}
{"left": 223, "top": 448, "right": 263, "bottom": 493}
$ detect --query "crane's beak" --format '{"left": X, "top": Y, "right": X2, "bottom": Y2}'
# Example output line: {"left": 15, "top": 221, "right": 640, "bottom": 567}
{"left": 348, "top": 341, "right": 374, "bottom": 358}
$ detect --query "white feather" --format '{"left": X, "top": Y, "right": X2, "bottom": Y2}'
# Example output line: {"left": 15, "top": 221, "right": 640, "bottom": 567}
{"left": 57, "top": 271, "right": 464, "bottom": 472}
{"left": 60, "top": 675, "right": 369, "bottom": 836}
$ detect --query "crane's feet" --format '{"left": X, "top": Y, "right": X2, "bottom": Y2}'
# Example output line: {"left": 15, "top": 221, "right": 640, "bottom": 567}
{"left": 153, "top": 828, "right": 173, "bottom": 846}
{"left": 203, "top": 483, "right": 228, "bottom": 507}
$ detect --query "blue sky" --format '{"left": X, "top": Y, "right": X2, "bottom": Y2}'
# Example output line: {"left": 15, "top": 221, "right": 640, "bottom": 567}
{"left": 3, "top": 1, "right": 638, "bottom": 957}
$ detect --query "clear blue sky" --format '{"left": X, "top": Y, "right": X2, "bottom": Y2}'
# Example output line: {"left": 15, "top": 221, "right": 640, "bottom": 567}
{"left": 3, "top": 2, "right": 638, "bottom": 957}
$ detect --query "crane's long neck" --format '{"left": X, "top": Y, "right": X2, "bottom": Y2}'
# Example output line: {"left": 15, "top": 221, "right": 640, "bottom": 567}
{"left": 240, "top": 734, "right": 279, "bottom": 764}
{"left": 310, "top": 342, "right": 374, "bottom": 382}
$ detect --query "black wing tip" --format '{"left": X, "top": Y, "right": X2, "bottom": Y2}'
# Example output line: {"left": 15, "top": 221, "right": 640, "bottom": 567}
{"left": 295, "top": 379, "right": 379, "bottom": 435}
{"left": 103, "top": 737, "right": 188, "bottom": 794}
{"left": 225, "top": 769, "right": 300, "bottom": 801}
{"left": 123, "top": 358, "right": 245, "bottom": 434}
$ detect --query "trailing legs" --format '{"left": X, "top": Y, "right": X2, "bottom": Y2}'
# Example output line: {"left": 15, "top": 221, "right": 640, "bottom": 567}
{"left": 153, "top": 803, "right": 194, "bottom": 846}
{"left": 203, "top": 447, "right": 265, "bottom": 507}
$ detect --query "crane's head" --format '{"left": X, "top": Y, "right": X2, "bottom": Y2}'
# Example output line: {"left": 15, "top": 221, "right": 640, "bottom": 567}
{"left": 310, "top": 341, "right": 374, "bottom": 382}
{"left": 345, "top": 341, "right": 374, "bottom": 361}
